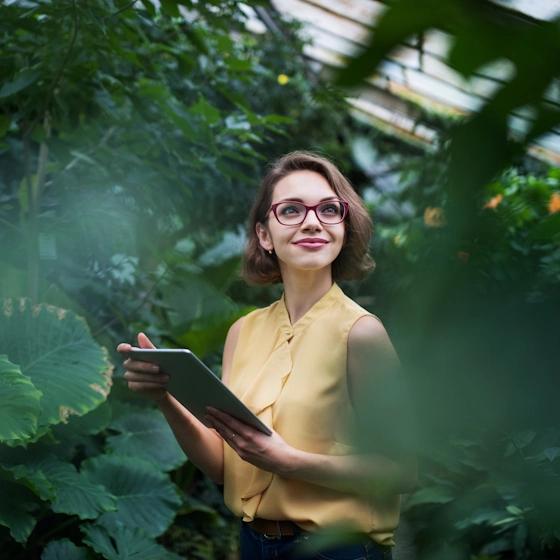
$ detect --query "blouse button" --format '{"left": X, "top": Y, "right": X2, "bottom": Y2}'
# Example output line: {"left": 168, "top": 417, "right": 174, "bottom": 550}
{"left": 285, "top": 330, "right": 290, "bottom": 335}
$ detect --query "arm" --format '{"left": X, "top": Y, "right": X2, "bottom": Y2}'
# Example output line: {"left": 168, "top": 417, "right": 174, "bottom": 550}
{"left": 118, "top": 322, "right": 244, "bottom": 484}
{"left": 283, "top": 315, "right": 417, "bottom": 495}
{"left": 207, "top": 315, "right": 417, "bottom": 496}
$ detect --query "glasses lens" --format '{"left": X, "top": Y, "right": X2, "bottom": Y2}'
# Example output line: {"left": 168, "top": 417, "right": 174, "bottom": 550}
{"left": 276, "top": 202, "right": 306, "bottom": 225}
{"left": 317, "top": 201, "right": 346, "bottom": 223}
{"left": 275, "top": 201, "right": 347, "bottom": 225}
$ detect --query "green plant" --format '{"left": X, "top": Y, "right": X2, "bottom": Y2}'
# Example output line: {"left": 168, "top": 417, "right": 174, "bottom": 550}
{"left": 403, "top": 428, "right": 560, "bottom": 560}
{"left": 0, "top": 299, "right": 192, "bottom": 558}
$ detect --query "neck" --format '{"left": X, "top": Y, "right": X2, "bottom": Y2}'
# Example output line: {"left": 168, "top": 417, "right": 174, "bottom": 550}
{"left": 280, "top": 266, "right": 334, "bottom": 325}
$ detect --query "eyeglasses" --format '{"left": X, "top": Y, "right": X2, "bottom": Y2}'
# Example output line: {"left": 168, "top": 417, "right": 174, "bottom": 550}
{"left": 265, "top": 200, "right": 349, "bottom": 226}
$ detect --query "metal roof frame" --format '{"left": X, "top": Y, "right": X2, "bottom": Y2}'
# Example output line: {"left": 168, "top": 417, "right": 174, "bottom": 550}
{"left": 245, "top": 0, "right": 560, "bottom": 164}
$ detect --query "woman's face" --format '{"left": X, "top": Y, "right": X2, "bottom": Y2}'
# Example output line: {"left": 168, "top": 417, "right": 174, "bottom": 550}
{"left": 256, "top": 170, "right": 346, "bottom": 277}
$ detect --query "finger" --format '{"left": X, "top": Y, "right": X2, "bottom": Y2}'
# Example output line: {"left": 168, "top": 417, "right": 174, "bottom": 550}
{"left": 124, "top": 371, "right": 169, "bottom": 384}
{"left": 205, "top": 413, "right": 249, "bottom": 446}
{"left": 127, "top": 381, "right": 167, "bottom": 393}
{"left": 206, "top": 407, "right": 251, "bottom": 435}
{"left": 138, "top": 332, "right": 156, "bottom": 349}
{"left": 123, "top": 358, "right": 161, "bottom": 373}
{"left": 205, "top": 414, "right": 231, "bottom": 438}
{"left": 117, "top": 343, "right": 132, "bottom": 354}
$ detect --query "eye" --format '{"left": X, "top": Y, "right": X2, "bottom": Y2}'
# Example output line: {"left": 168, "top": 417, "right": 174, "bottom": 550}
{"left": 319, "top": 202, "right": 340, "bottom": 214}
{"left": 279, "top": 203, "right": 303, "bottom": 215}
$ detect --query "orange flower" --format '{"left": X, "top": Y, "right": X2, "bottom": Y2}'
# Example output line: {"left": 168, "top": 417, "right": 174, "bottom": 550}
{"left": 483, "top": 193, "right": 503, "bottom": 210}
{"left": 424, "top": 207, "right": 447, "bottom": 227}
{"left": 549, "top": 192, "right": 560, "bottom": 214}
{"left": 457, "top": 251, "right": 469, "bottom": 263}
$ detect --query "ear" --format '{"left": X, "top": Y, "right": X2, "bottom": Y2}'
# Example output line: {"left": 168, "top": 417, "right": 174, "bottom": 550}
{"left": 256, "top": 222, "right": 273, "bottom": 252}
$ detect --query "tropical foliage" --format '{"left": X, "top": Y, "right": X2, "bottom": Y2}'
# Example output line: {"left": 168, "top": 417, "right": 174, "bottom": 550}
{"left": 1, "top": 0, "right": 560, "bottom": 558}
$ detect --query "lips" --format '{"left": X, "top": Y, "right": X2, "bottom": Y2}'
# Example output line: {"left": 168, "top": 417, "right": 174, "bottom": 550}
{"left": 294, "top": 238, "right": 329, "bottom": 249}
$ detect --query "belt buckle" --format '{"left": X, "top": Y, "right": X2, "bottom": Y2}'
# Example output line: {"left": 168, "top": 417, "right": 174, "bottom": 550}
{"left": 263, "top": 520, "right": 286, "bottom": 540}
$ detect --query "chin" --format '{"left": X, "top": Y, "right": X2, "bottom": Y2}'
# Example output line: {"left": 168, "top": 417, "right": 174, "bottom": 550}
{"left": 293, "top": 258, "right": 336, "bottom": 271}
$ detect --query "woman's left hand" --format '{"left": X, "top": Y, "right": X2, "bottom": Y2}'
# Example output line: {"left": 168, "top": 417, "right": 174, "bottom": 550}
{"left": 205, "top": 407, "right": 295, "bottom": 476}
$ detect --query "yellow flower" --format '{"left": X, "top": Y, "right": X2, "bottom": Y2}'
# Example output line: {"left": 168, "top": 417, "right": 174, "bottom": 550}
{"left": 424, "top": 206, "right": 447, "bottom": 227}
{"left": 277, "top": 74, "right": 290, "bottom": 85}
{"left": 483, "top": 193, "right": 503, "bottom": 210}
{"left": 549, "top": 192, "right": 560, "bottom": 214}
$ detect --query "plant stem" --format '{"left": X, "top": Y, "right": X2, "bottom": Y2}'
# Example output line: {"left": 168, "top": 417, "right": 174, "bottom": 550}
{"left": 34, "top": 516, "right": 79, "bottom": 544}
{"left": 26, "top": 0, "right": 80, "bottom": 136}
{"left": 23, "top": 114, "right": 39, "bottom": 303}
{"left": 34, "top": 112, "right": 51, "bottom": 217}
{"left": 103, "top": 0, "right": 138, "bottom": 19}
{"left": 0, "top": 217, "right": 24, "bottom": 236}
{"left": 63, "top": 126, "right": 116, "bottom": 172}
{"left": 92, "top": 267, "right": 169, "bottom": 338}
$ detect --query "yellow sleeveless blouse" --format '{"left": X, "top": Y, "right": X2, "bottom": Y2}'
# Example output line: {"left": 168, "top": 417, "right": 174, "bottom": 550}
{"left": 224, "top": 283, "right": 400, "bottom": 546}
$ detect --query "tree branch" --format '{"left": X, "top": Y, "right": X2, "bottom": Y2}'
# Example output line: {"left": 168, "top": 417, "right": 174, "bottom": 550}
{"left": 103, "top": 0, "right": 138, "bottom": 20}
{"left": 33, "top": 112, "right": 51, "bottom": 217}
{"left": 0, "top": 217, "right": 24, "bottom": 236}
{"left": 64, "top": 126, "right": 117, "bottom": 172}
{"left": 92, "top": 267, "right": 169, "bottom": 339}
{"left": 26, "top": 0, "right": 80, "bottom": 138}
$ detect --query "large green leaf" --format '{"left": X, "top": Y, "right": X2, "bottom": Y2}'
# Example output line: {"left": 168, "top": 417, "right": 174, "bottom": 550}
{"left": 105, "top": 402, "right": 186, "bottom": 472}
{"left": 176, "top": 305, "right": 253, "bottom": 358}
{"left": 52, "top": 401, "right": 112, "bottom": 441}
{"left": 0, "top": 263, "right": 103, "bottom": 348}
{"left": 82, "top": 455, "right": 181, "bottom": 538}
{"left": 163, "top": 276, "right": 238, "bottom": 333}
{"left": 82, "top": 524, "right": 182, "bottom": 560}
{"left": 35, "top": 455, "right": 117, "bottom": 519}
{"left": 0, "top": 355, "right": 43, "bottom": 446}
{"left": 402, "top": 485, "right": 457, "bottom": 511}
{"left": 0, "top": 458, "right": 55, "bottom": 502}
{"left": 41, "top": 538, "right": 91, "bottom": 560}
{"left": 529, "top": 212, "right": 560, "bottom": 240}
{"left": 0, "top": 479, "right": 40, "bottom": 543}
{"left": 0, "top": 114, "right": 11, "bottom": 138}
{"left": 0, "top": 68, "right": 41, "bottom": 99}
{"left": 0, "top": 449, "right": 116, "bottom": 519}
{"left": 0, "top": 299, "right": 113, "bottom": 429}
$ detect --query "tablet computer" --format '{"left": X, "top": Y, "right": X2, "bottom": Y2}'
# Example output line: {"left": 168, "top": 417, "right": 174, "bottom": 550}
{"left": 128, "top": 348, "right": 272, "bottom": 436}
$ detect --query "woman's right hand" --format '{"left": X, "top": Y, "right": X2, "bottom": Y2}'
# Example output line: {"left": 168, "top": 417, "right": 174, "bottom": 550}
{"left": 117, "top": 333, "right": 169, "bottom": 402}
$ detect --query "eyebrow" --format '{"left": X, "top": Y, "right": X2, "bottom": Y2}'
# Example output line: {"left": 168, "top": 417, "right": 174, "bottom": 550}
{"left": 278, "top": 196, "right": 338, "bottom": 203}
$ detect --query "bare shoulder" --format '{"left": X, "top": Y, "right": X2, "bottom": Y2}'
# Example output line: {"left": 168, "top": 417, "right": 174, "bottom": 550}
{"left": 221, "top": 316, "right": 245, "bottom": 386}
{"left": 348, "top": 315, "right": 389, "bottom": 345}
{"left": 348, "top": 315, "right": 396, "bottom": 356}
{"left": 226, "top": 316, "right": 245, "bottom": 343}
{"left": 347, "top": 315, "right": 400, "bottom": 377}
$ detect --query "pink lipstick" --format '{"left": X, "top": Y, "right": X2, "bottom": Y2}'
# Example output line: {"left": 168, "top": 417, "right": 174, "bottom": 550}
{"left": 294, "top": 238, "right": 328, "bottom": 249}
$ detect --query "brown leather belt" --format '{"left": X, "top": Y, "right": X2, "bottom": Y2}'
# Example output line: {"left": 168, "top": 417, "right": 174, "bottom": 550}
{"left": 248, "top": 519, "right": 300, "bottom": 536}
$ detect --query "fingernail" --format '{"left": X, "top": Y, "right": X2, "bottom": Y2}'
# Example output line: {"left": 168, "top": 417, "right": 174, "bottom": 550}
{"left": 162, "top": 375, "right": 169, "bottom": 382}
{"left": 151, "top": 365, "right": 159, "bottom": 373}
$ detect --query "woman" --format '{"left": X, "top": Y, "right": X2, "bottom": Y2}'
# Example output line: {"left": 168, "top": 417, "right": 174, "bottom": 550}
{"left": 118, "top": 151, "right": 416, "bottom": 560}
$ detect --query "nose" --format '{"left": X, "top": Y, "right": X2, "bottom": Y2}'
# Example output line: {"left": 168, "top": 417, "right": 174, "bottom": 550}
{"left": 301, "top": 208, "right": 323, "bottom": 230}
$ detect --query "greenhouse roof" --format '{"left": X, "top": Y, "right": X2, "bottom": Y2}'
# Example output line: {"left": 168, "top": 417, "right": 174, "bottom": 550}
{"left": 246, "top": 0, "right": 560, "bottom": 164}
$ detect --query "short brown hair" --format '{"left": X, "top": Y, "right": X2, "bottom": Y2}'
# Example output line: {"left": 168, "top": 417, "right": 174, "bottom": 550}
{"left": 243, "top": 151, "right": 375, "bottom": 285}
